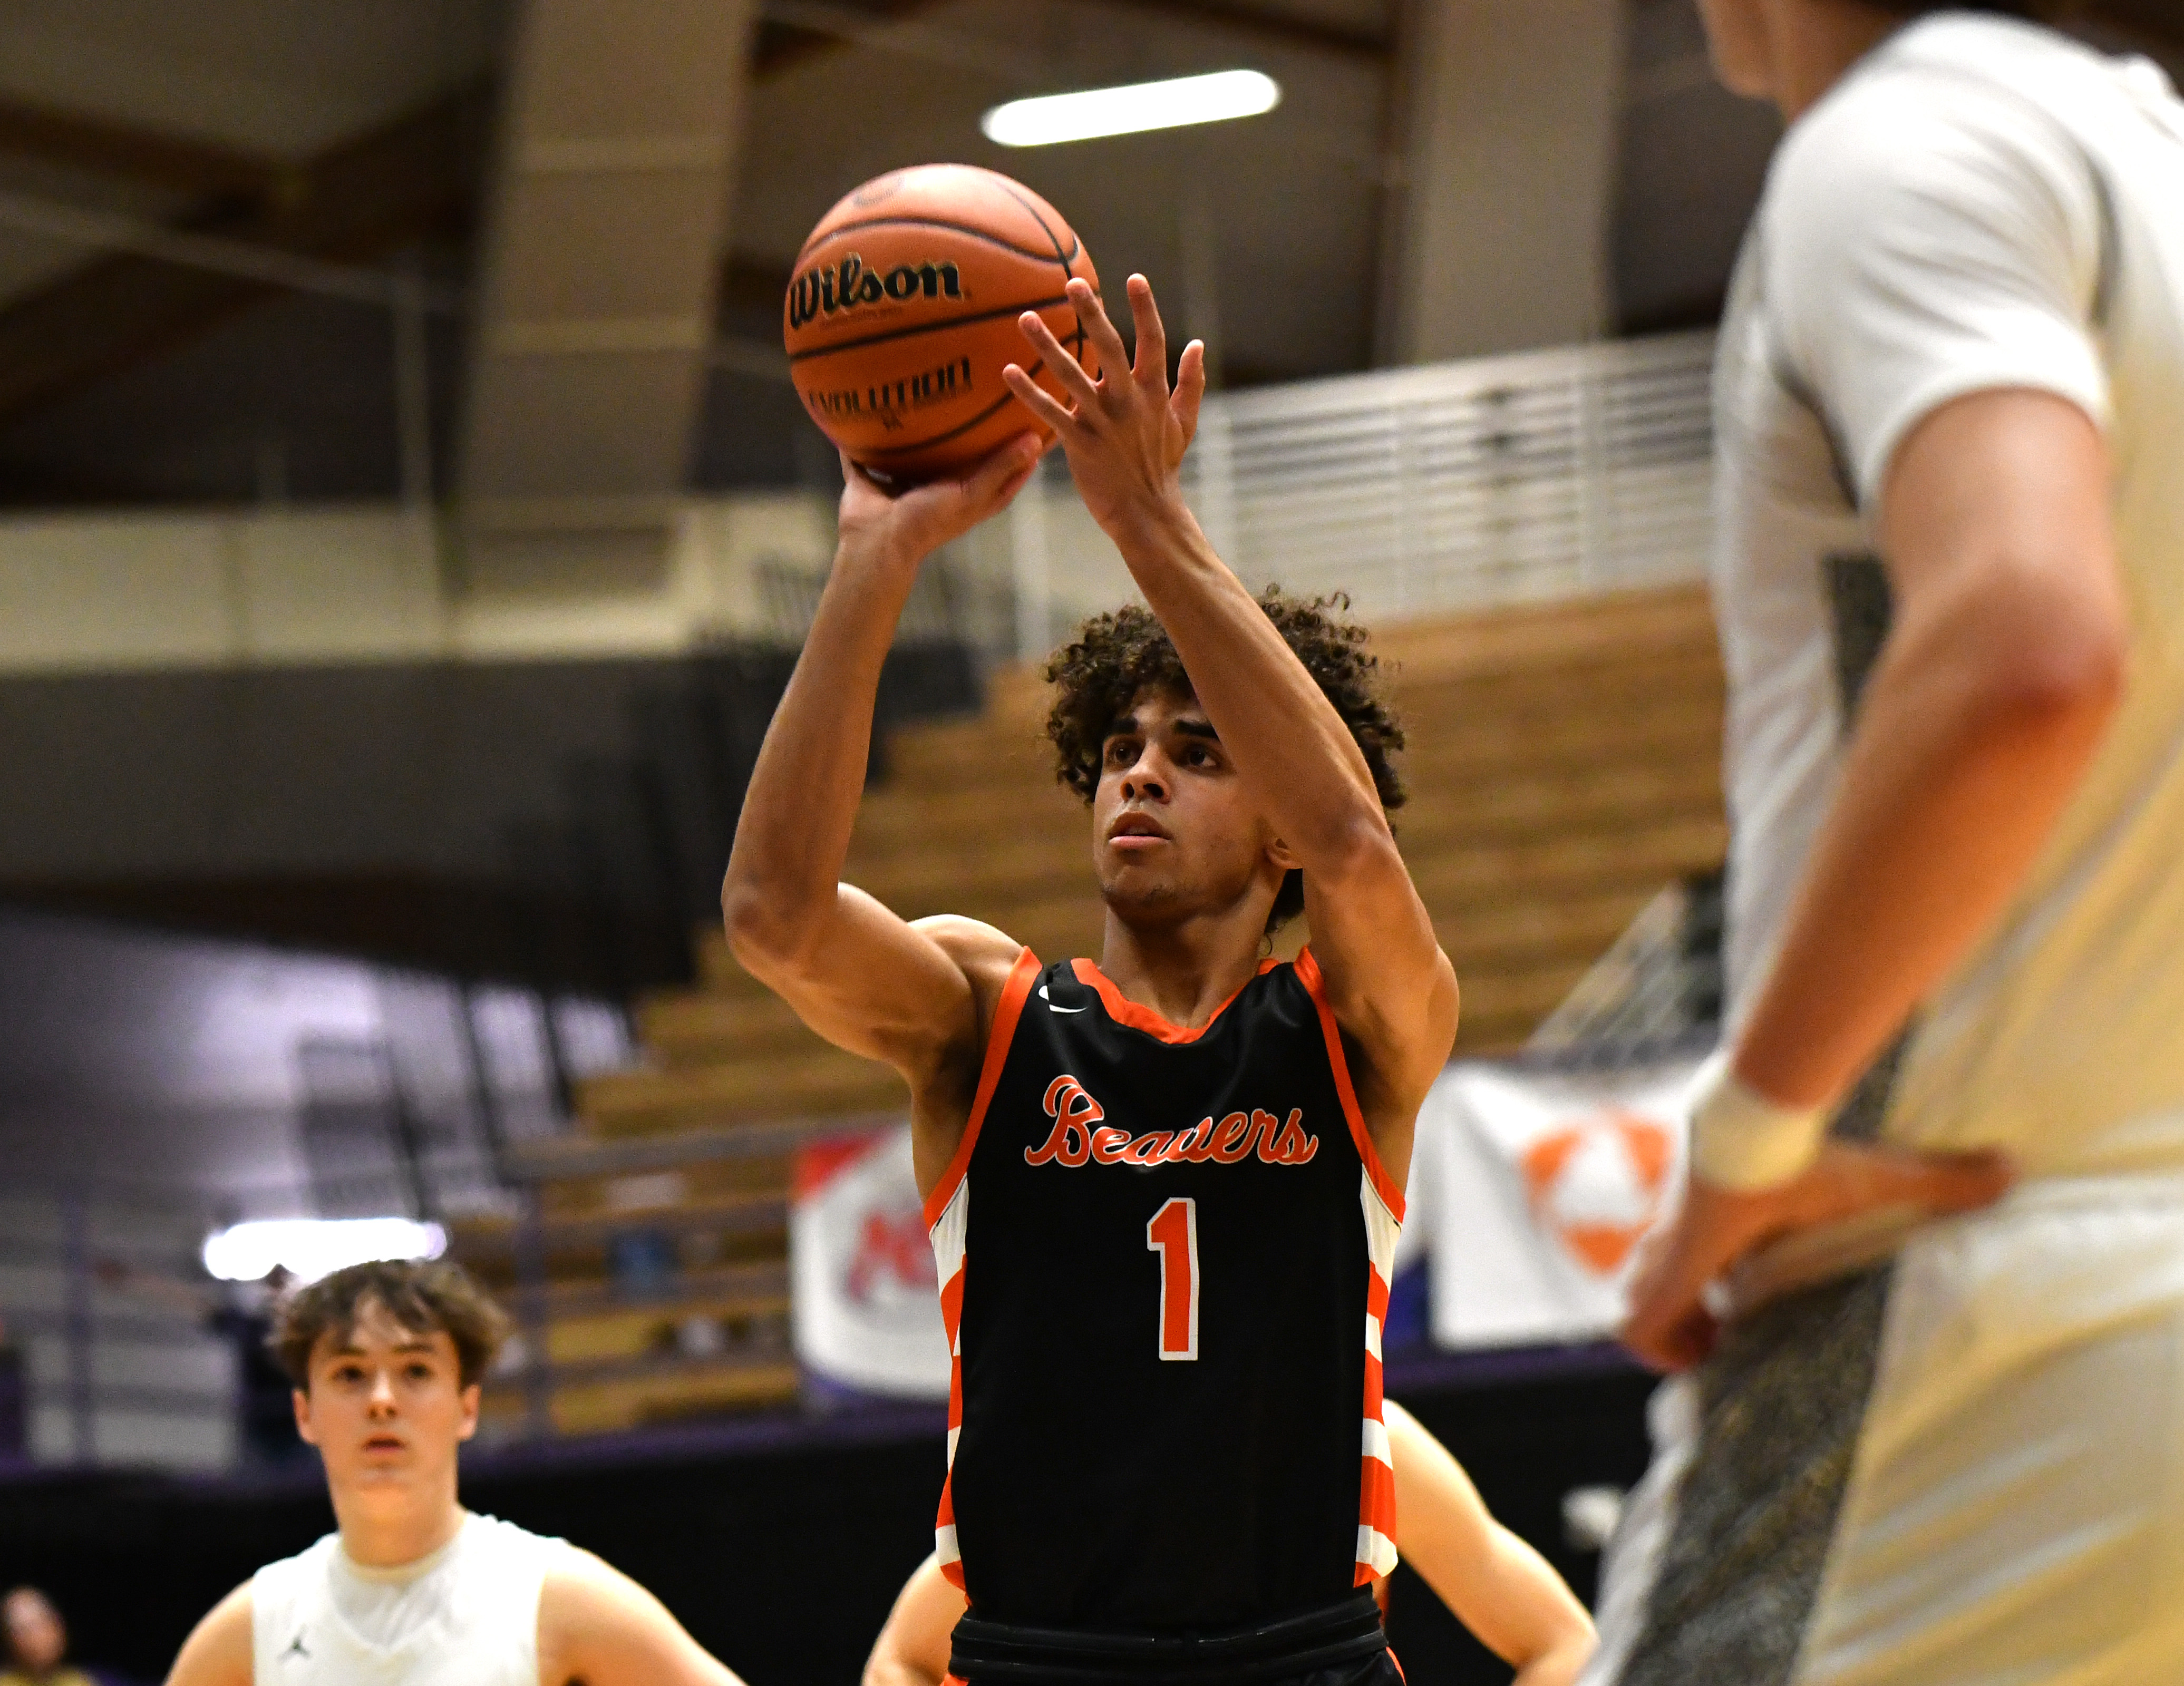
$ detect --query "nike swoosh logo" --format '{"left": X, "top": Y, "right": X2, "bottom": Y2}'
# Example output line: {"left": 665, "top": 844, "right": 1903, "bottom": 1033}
{"left": 1037, "top": 984, "right": 1089, "bottom": 1013}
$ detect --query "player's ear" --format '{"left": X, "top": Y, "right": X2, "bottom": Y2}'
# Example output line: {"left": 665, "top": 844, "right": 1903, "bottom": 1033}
{"left": 456, "top": 1383, "right": 482, "bottom": 1443}
{"left": 1266, "top": 833, "right": 1303, "bottom": 872}
{"left": 293, "top": 1387, "right": 319, "bottom": 1447}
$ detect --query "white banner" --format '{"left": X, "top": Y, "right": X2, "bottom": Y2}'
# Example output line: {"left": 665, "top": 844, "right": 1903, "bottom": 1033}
{"left": 790, "top": 1126, "right": 952, "bottom": 1398}
{"left": 1406, "top": 1057, "right": 1703, "bottom": 1348}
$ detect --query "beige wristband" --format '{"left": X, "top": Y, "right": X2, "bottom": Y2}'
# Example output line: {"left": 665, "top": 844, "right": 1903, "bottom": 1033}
{"left": 1686, "top": 1049, "right": 1829, "bottom": 1191}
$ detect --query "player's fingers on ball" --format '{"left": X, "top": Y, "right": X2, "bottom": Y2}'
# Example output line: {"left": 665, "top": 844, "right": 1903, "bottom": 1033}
{"left": 1003, "top": 363, "right": 1074, "bottom": 431}
{"left": 839, "top": 449, "right": 881, "bottom": 492}
{"left": 1069, "top": 278, "right": 1132, "bottom": 386}
{"left": 1017, "top": 316, "right": 1096, "bottom": 405}
{"left": 968, "top": 432, "right": 1038, "bottom": 490}
{"left": 1125, "top": 275, "right": 1167, "bottom": 386}
{"left": 971, "top": 435, "right": 1041, "bottom": 509}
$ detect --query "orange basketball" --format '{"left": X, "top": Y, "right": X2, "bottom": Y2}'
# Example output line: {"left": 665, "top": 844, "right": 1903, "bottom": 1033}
{"left": 784, "top": 164, "right": 1099, "bottom": 485}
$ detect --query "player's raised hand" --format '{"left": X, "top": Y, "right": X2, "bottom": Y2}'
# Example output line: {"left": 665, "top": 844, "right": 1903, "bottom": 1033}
{"left": 1620, "top": 1139, "right": 2013, "bottom": 1372}
{"left": 1004, "top": 274, "right": 1208, "bottom": 545}
{"left": 834, "top": 435, "right": 1042, "bottom": 574}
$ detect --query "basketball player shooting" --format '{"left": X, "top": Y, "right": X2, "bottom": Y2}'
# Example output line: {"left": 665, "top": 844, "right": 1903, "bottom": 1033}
{"left": 724, "top": 274, "right": 1459, "bottom": 1685}
{"left": 1586, "top": 4, "right": 2184, "bottom": 1683}
{"left": 163, "top": 1262, "right": 749, "bottom": 1686}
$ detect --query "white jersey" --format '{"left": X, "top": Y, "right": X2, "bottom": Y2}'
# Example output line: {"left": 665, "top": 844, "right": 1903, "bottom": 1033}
{"left": 1714, "top": 14, "right": 2184, "bottom": 1178}
{"left": 251, "top": 1512, "right": 569, "bottom": 1686}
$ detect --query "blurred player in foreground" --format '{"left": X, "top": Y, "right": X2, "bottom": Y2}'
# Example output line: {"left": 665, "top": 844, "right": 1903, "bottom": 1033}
{"left": 1594, "top": 3, "right": 2184, "bottom": 1683}
{"left": 864, "top": 1398, "right": 1596, "bottom": 1686}
{"left": 164, "top": 1261, "right": 747, "bottom": 1686}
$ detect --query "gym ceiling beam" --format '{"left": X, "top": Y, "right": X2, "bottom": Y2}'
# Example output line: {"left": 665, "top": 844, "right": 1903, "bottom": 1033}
{"left": 0, "top": 85, "right": 486, "bottom": 426}
{"left": 0, "top": 98, "right": 284, "bottom": 201}
{"left": 0, "top": 7, "right": 903, "bottom": 430}
{"left": 1081, "top": 0, "right": 1392, "bottom": 62}
{"left": 750, "top": 0, "right": 948, "bottom": 79}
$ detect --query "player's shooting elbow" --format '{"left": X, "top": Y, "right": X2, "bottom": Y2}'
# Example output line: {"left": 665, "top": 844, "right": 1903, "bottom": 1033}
{"left": 720, "top": 871, "right": 828, "bottom": 981}
{"left": 1289, "top": 805, "right": 1402, "bottom": 889}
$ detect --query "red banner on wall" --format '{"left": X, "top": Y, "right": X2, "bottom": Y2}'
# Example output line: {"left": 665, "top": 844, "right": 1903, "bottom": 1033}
{"left": 790, "top": 1125, "right": 950, "bottom": 1398}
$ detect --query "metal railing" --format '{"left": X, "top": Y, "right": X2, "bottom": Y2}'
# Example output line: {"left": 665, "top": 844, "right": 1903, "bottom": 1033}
{"left": 1006, "top": 332, "right": 1719, "bottom": 662}
{"left": 1525, "top": 870, "right": 1725, "bottom": 1066}
{"left": 478, "top": 1114, "right": 899, "bottom": 1439}
{"left": 0, "top": 1181, "right": 238, "bottom": 1471}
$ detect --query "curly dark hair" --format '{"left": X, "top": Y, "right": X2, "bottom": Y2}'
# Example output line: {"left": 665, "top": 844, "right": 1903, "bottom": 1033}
{"left": 1044, "top": 587, "right": 1405, "bottom": 933}
{"left": 271, "top": 1259, "right": 511, "bottom": 1391}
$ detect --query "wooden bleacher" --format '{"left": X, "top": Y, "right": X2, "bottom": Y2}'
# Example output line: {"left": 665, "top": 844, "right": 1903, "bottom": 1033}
{"left": 461, "top": 584, "right": 1727, "bottom": 1433}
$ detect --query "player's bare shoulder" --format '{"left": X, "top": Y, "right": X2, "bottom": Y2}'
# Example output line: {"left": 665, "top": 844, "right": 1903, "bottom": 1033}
{"left": 913, "top": 916, "right": 1023, "bottom": 993}
{"left": 904, "top": 917, "right": 1025, "bottom": 1182}
{"left": 163, "top": 1583, "right": 254, "bottom": 1686}
{"left": 910, "top": 917, "right": 1026, "bottom": 1065}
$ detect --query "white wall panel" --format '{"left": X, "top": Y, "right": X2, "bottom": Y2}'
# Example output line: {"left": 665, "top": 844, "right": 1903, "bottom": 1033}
{"left": 231, "top": 510, "right": 444, "bottom": 662}
{"left": 0, "top": 514, "right": 232, "bottom": 669}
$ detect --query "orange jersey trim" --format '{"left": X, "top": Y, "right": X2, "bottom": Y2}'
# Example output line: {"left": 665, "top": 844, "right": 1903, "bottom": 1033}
{"left": 1293, "top": 948, "right": 1405, "bottom": 1221}
{"left": 922, "top": 947, "right": 1042, "bottom": 1230}
{"left": 1069, "top": 956, "right": 1279, "bottom": 1046}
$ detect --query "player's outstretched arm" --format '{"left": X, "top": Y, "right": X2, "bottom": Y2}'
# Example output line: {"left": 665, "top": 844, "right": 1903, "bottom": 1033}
{"left": 721, "top": 443, "right": 1038, "bottom": 1130}
{"left": 538, "top": 1548, "right": 749, "bottom": 1686}
{"left": 1383, "top": 1401, "right": 1595, "bottom": 1686}
{"left": 163, "top": 1585, "right": 253, "bottom": 1686}
{"left": 1005, "top": 279, "right": 1457, "bottom": 1158}
{"left": 863, "top": 1552, "right": 962, "bottom": 1686}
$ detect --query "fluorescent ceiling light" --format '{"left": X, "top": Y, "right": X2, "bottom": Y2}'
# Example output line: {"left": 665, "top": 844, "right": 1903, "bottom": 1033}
{"left": 983, "top": 70, "right": 1281, "bottom": 149}
{"left": 202, "top": 1217, "right": 447, "bottom": 1284}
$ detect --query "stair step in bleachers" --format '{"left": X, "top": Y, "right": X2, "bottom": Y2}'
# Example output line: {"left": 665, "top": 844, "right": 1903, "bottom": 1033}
{"left": 868, "top": 675, "right": 1724, "bottom": 808}
{"left": 813, "top": 760, "right": 1721, "bottom": 913}
{"left": 541, "top": 1288, "right": 792, "bottom": 1367}
{"left": 577, "top": 1057, "right": 909, "bottom": 1137}
{"left": 483, "top": 1353, "right": 801, "bottom": 1436}
{"left": 455, "top": 1190, "right": 788, "bottom": 1270}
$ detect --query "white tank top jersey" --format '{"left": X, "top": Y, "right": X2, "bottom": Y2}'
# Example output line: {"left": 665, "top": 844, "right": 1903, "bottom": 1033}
{"left": 250, "top": 1512, "right": 569, "bottom": 1686}
{"left": 1713, "top": 14, "right": 2184, "bottom": 1178}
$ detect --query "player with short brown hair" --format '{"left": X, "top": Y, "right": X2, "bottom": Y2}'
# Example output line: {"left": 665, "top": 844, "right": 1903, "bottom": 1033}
{"left": 267, "top": 1260, "right": 511, "bottom": 1393}
{"left": 163, "top": 1260, "right": 748, "bottom": 1686}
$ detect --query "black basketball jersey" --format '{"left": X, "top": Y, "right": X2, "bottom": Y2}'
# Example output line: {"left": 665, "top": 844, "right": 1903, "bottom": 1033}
{"left": 924, "top": 948, "right": 1404, "bottom": 1633}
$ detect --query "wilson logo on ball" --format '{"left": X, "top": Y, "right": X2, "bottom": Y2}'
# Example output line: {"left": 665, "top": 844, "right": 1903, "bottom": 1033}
{"left": 787, "top": 254, "right": 964, "bottom": 329}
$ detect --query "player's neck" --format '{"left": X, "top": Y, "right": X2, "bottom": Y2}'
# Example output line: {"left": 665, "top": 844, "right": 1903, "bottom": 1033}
{"left": 333, "top": 1483, "right": 467, "bottom": 1571}
{"left": 1095, "top": 908, "right": 1270, "bottom": 1030}
{"left": 1769, "top": 0, "right": 1901, "bottom": 121}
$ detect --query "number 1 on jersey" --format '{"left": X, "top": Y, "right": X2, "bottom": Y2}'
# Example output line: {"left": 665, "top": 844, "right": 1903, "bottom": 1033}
{"left": 1146, "top": 1197, "right": 1199, "bottom": 1361}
